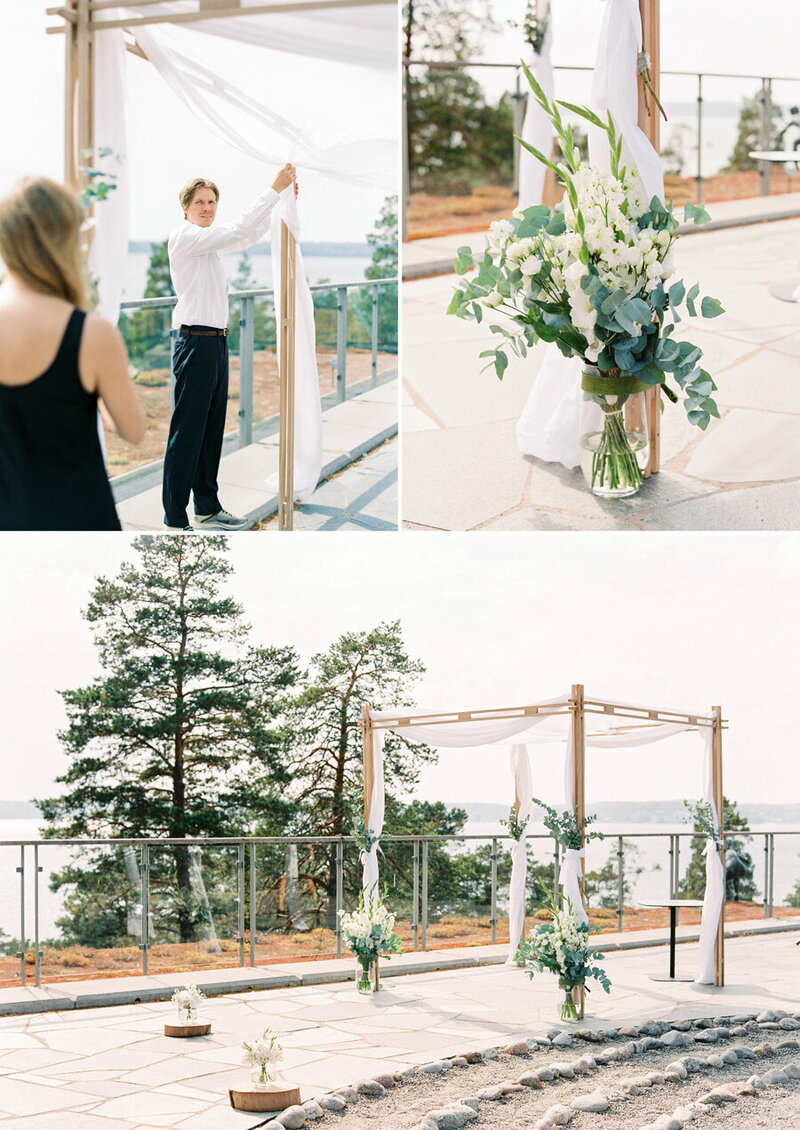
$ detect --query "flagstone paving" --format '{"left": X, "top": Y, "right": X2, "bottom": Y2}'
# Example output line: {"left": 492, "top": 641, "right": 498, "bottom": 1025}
{"left": 0, "top": 932, "right": 798, "bottom": 1128}
{"left": 402, "top": 215, "right": 800, "bottom": 530}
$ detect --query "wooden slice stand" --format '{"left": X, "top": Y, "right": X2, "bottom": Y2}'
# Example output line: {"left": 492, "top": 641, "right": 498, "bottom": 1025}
{"left": 164, "top": 1020, "right": 212, "bottom": 1038}
{"left": 228, "top": 1082, "right": 302, "bottom": 1112}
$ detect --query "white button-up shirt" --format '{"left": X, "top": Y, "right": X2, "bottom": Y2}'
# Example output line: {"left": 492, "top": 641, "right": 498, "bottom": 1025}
{"left": 168, "top": 187, "right": 280, "bottom": 329}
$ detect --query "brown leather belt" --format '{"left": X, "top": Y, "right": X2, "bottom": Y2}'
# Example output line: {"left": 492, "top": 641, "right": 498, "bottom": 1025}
{"left": 180, "top": 325, "right": 228, "bottom": 337}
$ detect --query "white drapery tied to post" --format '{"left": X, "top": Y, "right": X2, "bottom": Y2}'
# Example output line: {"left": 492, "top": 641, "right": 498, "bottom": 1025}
{"left": 362, "top": 730, "right": 386, "bottom": 892}
{"left": 517, "top": 0, "right": 664, "bottom": 469}
{"left": 696, "top": 713, "right": 724, "bottom": 984}
{"left": 506, "top": 744, "right": 533, "bottom": 963}
{"left": 560, "top": 848, "right": 588, "bottom": 925}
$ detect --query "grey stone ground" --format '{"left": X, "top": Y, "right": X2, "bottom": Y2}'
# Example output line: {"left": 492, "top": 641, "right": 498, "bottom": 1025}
{"left": 0, "top": 932, "right": 798, "bottom": 1129}
{"left": 402, "top": 214, "right": 800, "bottom": 531}
{"left": 260, "top": 439, "right": 397, "bottom": 531}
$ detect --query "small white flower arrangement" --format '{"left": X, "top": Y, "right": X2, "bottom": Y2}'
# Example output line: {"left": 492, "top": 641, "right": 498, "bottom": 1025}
{"left": 171, "top": 983, "right": 206, "bottom": 1023}
{"left": 241, "top": 1027, "right": 284, "bottom": 1087}
{"left": 339, "top": 885, "right": 403, "bottom": 992}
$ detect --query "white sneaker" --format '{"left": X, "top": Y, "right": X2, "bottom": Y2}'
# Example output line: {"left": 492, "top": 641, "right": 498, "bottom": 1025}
{"left": 163, "top": 523, "right": 194, "bottom": 533}
{"left": 195, "top": 509, "right": 248, "bottom": 531}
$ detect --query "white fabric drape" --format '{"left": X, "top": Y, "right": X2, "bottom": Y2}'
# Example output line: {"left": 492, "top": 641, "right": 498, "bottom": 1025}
{"left": 362, "top": 730, "right": 386, "bottom": 891}
{"left": 506, "top": 744, "right": 534, "bottom": 961}
{"left": 517, "top": 0, "right": 663, "bottom": 469}
{"left": 696, "top": 713, "right": 724, "bottom": 984}
{"left": 265, "top": 190, "right": 324, "bottom": 501}
{"left": 517, "top": 0, "right": 553, "bottom": 209}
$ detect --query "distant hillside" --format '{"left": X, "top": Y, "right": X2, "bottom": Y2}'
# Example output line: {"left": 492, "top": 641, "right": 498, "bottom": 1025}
{"left": 0, "top": 801, "right": 40, "bottom": 819}
{"left": 128, "top": 241, "right": 370, "bottom": 258}
{"left": 462, "top": 800, "right": 800, "bottom": 825}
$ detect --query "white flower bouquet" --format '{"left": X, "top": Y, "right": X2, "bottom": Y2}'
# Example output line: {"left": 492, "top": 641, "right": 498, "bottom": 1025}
{"left": 339, "top": 885, "right": 403, "bottom": 992}
{"left": 516, "top": 891, "right": 610, "bottom": 1021}
{"left": 241, "top": 1027, "right": 284, "bottom": 1087}
{"left": 448, "top": 66, "right": 725, "bottom": 497}
{"left": 171, "top": 983, "right": 206, "bottom": 1023}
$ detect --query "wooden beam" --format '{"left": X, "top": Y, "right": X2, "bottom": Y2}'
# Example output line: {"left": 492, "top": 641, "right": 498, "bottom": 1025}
{"left": 76, "top": 0, "right": 93, "bottom": 193}
{"left": 638, "top": 0, "right": 661, "bottom": 475}
{"left": 278, "top": 219, "right": 296, "bottom": 531}
{"left": 712, "top": 705, "right": 725, "bottom": 987}
{"left": 48, "top": 0, "right": 393, "bottom": 33}
{"left": 370, "top": 700, "right": 718, "bottom": 731}
{"left": 63, "top": 1, "right": 78, "bottom": 186}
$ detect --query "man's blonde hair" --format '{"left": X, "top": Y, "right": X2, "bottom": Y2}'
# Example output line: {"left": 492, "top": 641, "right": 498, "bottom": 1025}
{"left": 0, "top": 177, "right": 89, "bottom": 309}
{"left": 179, "top": 177, "right": 220, "bottom": 215}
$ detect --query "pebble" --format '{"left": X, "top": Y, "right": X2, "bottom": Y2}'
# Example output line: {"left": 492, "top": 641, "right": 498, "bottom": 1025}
{"left": 372, "top": 1073, "right": 396, "bottom": 1088}
{"left": 420, "top": 1061, "right": 449, "bottom": 1075}
{"left": 319, "top": 1095, "right": 347, "bottom": 1113}
{"left": 640, "top": 1020, "right": 671, "bottom": 1037}
{"left": 552, "top": 1033, "right": 572, "bottom": 1048}
{"left": 694, "top": 1029, "right": 718, "bottom": 1043}
{"left": 780, "top": 1017, "right": 800, "bottom": 1030}
{"left": 261, "top": 1122, "right": 282, "bottom": 1130}
{"left": 449, "top": 1057, "right": 469, "bottom": 1068}
{"left": 729, "top": 1025, "right": 748, "bottom": 1037}
{"left": 572, "top": 1056, "right": 595, "bottom": 1075}
{"left": 617, "top": 1024, "right": 639, "bottom": 1038}
{"left": 663, "top": 1071, "right": 684, "bottom": 1083}
{"left": 727, "top": 1082, "right": 758, "bottom": 1096}
{"left": 777, "top": 1039, "right": 800, "bottom": 1051}
{"left": 355, "top": 1079, "right": 386, "bottom": 1097}
{"left": 785, "top": 1065, "right": 800, "bottom": 1080}
{"left": 713, "top": 1027, "right": 732, "bottom": 1040}
{"left": 670, "top": 1020, "right": 694, "bottom": 1032}
{"left": 665, "top": 1061, "right": 688, "bottom": 1079}
{"left": 576, "top": 1029, "right": 605, "bottom": 1043}
{"left": 569, "top": 1092, "right": 609, "bottom": 1113}
{"left": 705, "top": 1054, "right": 724, "bottom": 1068}
{"left": 659, "top": 1031, "right": 691, "bottom": 1048}
{"left": 517, "top": 1071, "right": 544, "bottom": 1088}
{"left": 747, "top": 1074, "right": 765, "bottom": 1089}
{"left": 550, "top": 1061, "right": 575, "bottom": 1078}
{"left": 504, "top": 1040, "right": 529, "bottom": 1055}
{"left": 460, "top": 1098, "right": 479, "bottom": 1111}
{"left": 536, "top": 1068, "right": 556, "bottom": 1082}
{"left": 462, "top": 1051, "right": 483, "bottom": 1063}
{"left": 426, "top": 1108, "right": 469, "bottom": 1129}
{"left": 645, "top": 1071, "right": 666, "bottom": 1085}
{"left": 694, "top": 1017, "right": 715, "bottom": 1029}
{"left": 730, "top": 1045, "right": 756, "bottom": 1059}
{"left": 476, "top": 1085, "right": 504, "bottom": 1101}
{"left": 498, "top": 1081, "right": 524, "bottom": 1094}
{"left": 680, "top": 1056, "right": 708, "bottom": 1073}
{"left": 481, "top": 1047, "right": 498, "bottom": 1060}
{"left": 302, "top": 1100, "right": 324, "bottom": 1121}
{"left": 720, "top": 1049, "right": 739, "bottom": 1065}
{"left": 760, "top": 1067, "right": 790, "bottom": 1085}
{"left": 672, "top": 1107, "right": 699, "bottom": 1124}
{"left": 544, "top": 1104, "right": 573, "bottom": 1125}
{"left": 277, "top": 1107, "right": 308, "bottom": 1129}
{"left": 696, "top": 1089, "right": 735, "bottom": 1106}
{"left": 774, "top": 1009, "right": 789, "bottom": 1020}
{"left": 333, "top": 1087, "right": 358, "bottom": 1104}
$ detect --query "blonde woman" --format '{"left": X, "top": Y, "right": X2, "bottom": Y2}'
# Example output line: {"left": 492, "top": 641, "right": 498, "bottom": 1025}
{"left": 0, "top": 177, "right": 145, "bottom": 530}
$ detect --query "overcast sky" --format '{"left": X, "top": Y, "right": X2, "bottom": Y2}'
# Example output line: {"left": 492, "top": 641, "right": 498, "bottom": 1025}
{"left": 0, "top": 6, "right": 396, "bottom": 244}
{"left": 1, "top": 532, "right": 797, "bottom": 811}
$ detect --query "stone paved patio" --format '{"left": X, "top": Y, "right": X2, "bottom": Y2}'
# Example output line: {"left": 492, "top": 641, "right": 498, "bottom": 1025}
{"left": 0, "top": 933, "right": 797, "bottom": 1129}
{"left": 402, "top": 217, "right": 800, "bottom": 530}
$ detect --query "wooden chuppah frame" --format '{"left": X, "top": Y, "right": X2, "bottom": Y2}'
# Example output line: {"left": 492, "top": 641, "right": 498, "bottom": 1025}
{"left": 361, "top": 685, "right": 727, "bottom": 1018}
{"left": 50, "top": 0, "right": 376, "bottom": 530}
{"left": 638, "top": 0, "right": 661, "bottom": 475}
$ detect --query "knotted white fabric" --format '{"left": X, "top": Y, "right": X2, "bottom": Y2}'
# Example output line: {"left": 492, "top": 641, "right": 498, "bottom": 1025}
{"left": 696, "top": 712, "right": 724, "bottom": 985}
{"left": 506, "top": 744, "right": 534, "bottom": 962}
{"left": 362, "top": 730, "right": 386, "bottom": 891}
{"left": 517, "top": 0, "right": 553, "bottom": 210}
{"left": 517, "top": 0, "right": 663, "bottom": 469}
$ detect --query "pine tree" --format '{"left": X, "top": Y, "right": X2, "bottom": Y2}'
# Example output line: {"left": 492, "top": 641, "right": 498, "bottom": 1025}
{"left": 678, "top": 797, "right": 758, "bottom": 902}
{"left": 39, "top": 536, "right": 298, "bottom": 945}
{"left": 354, "top": 196, "right": 399, "bottom": 355}
{"left": 724, "top": 92, "right": 782, "bottom": 172}
{"left": 119, "top": 239, "right": 176, "bottom": 377}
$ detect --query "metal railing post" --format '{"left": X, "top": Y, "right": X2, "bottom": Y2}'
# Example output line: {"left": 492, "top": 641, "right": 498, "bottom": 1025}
{"left": 140, "top": 843, "right": 149, "bottom": 976}
{"left": 371, "top": 286, "right": 379, "bottom": 386}
{"left": 336, "top": 286, "right": 348, "bottom": 402}
{"left": 421, "top": 839, "right": 428, "bottom": 951}
{"left": 490, "top": 837, "right": 498, "bottom": 945}
{"left": 616, "top": 837, "right": 624, "bottom": 933}
{"left": 763, "top": 833, "right": 769, "bottom": 918}
{"left": 512, "top": 66, "right": 524, "bottom": 197}
{"left": 237, "top": 843, "right": 246, "bottom": 967}
{"left": 335, "top": 838, "right": 344, "bottom": 959}
{"left": 695, "top": 73, "right": 703, "bottom": 205}
{"left": 249, "top": 842, "right": 256, "bottom": 967}
{"left": 34, "top": 844, "right": 42, "bottom": 987}
{"left": 412, "top": 839, "right": 420, "bottom": 951}
{"left": 768, "top": 834, "right": 775, "bottom": 916}
{"left": 674, "top": 835, "right": 680, "bottom": 897}
{"left": 16, "top": 846, "right": 25, "bottom": 987}
{"left": 759, "top": 76, "right": 773, "bottom": 197}
{"left": 238, "top": 294, "right": 255, "bottom": 448}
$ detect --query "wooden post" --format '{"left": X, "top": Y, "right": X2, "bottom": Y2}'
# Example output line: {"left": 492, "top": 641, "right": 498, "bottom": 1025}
{"left": 638, "top": 0, "right": 661, "bottom": 475}
{"left": 64, "top": 0, "right": 79, "bottom": 186}
{"left": 711, "top": 705, "right": 725, "bottom": 987}
{"left": 278, "top": 219, "right": 297, "bottom": 531}
{"left": 571, "top": 682, "right": 586, "bottom": 1020}
{"left": 76, "top": 0, "right": 94, "bottom": 192}
{"left": 362, "top": 705, "right": 374, "bottom": 831}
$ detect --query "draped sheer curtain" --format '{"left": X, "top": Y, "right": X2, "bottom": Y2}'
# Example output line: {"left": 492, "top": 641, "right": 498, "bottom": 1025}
{"left": 366, "top": 697, "right": 723, "bottom": 975}
{"left": 88, "top": 2, "right": 396, "bottom": 499}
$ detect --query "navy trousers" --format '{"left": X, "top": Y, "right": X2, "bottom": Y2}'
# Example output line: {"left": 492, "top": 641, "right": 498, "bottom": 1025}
{"left": 162, "top": 329, "right": 228, "bottom": 527}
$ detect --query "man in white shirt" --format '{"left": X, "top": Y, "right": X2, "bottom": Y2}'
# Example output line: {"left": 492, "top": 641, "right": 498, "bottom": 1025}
{"left": 163, "top": 163, "right": 296, "bottom": 531}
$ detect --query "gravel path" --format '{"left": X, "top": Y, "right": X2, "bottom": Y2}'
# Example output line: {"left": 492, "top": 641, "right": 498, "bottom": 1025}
{"left": 312, "top": 1022, "right": 800, "bottom": 1130}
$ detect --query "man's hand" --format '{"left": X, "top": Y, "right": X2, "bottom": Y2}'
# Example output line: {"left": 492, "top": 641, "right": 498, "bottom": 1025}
{"left": 272, "top": 163, "right": 296, "bottom": 193}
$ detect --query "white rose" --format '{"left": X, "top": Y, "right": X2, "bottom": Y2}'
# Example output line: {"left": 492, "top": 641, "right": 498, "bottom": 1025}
{"left": 483, "top": 290, "right": 503, "bottom": 308}
{"left": 520, "top": 254, "right": 542, "bottom": 277}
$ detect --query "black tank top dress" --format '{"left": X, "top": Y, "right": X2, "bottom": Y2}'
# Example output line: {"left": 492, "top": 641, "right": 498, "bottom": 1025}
{"left": 0, "top": 308, "right": 121, "bottom": 531}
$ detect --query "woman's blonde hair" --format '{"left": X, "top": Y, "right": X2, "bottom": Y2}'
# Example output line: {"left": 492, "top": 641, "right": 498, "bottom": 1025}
{"left": 0, "top": 177, "right": 89, "bottom": 309}
{"left": 179, "top": 177, "right": 219, "bottom": 215}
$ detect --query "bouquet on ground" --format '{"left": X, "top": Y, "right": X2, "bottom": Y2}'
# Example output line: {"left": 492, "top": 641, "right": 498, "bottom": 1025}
{"left": 339, "top": 884, "right": 403, "bottom": 993}
{"left": 516, "top": 890, "right": 611, "bottom": 1021}
{"left": 171, "top": 983, "right": 206, "bottom": 1023}
{"left": 241, "top": 1027, "right": 284, "bottom": 1087}
{"left": 447, "top": 66, "right": 724, "bottom": 498}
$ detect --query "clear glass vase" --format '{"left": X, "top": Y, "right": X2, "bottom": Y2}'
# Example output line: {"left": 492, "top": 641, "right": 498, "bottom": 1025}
{"left": 180, "top": 1005, "right": 198, "bottom": 1024}
{"left": 578, "top": 368, "right": 650, "bottom": 498}
{"left": 356, "top": 956, "right": 379, "bottom": 993}
{"left": 558, "top": 979, "right": 581, "bottom": 1022}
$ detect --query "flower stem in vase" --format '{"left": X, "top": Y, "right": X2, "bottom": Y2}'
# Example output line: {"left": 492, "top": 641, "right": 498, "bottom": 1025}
{"left": 558, "top": 979, "right": 581, "bottom": 1022}
{"left": 356, "top": 958, "right": 374, "bottom": 994}
{"left": 591, "top": 396, "right": 643, "bottom": 495}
